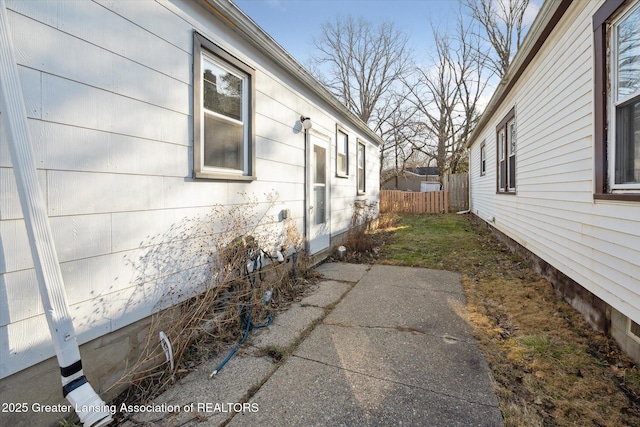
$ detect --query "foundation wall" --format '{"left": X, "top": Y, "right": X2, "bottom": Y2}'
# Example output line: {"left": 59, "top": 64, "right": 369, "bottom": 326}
{"left": 477, "top": 214, "right": 640, "bottom": 366}
{"left": 0, "top": 318, "right": 153, "bottom": 427}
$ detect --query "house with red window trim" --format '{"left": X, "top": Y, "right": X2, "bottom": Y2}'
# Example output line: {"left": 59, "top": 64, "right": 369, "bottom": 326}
{"left": 468, "top": 0, "right": 640, "bottom": 361}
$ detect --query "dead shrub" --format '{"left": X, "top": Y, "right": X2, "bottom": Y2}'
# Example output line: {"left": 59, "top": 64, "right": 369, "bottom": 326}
{"left": 341, "top": 200, "right": 379, "bottom": 259}
{"left": 109, "top": 192, "right": 312, "bottom": 405}
{"left": 376, "top": 211, "right": 399, "bottom": 230}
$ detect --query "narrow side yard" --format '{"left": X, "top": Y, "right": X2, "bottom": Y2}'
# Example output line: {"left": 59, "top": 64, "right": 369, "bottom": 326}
{"left": 375, "top": 213, "right": 640, "bottom": 427}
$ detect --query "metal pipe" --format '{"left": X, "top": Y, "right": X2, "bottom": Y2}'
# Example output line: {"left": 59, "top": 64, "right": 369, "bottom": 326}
{"left": 0, "top": 2, "right": 111, "bottom": 425}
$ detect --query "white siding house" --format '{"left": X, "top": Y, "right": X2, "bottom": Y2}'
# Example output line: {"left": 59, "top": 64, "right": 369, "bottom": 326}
{"left": 0, "top": 0, "right": 381, "bottom": 424}
{"left": 468, "top": 0, "right": 640, "bottom": 361}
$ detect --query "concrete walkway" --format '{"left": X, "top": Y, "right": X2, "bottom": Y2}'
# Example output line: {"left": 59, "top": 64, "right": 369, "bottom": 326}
{"left": 123, "top": 263, "right": 503, "bottom": 427}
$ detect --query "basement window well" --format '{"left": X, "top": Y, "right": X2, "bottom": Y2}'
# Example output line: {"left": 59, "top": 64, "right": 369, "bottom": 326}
{"left": 628, "top": 318, "right": 640, "bottom": 344}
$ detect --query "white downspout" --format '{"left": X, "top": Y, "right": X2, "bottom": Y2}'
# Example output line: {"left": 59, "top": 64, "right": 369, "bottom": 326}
{"left": 0, "top": 2, "right": 112, "bottom": 426}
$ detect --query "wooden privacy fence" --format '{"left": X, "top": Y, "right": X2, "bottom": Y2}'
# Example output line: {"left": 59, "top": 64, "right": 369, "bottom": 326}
{"left": 444, "top": 173, "right": 469, "bottom": 211}
{"left": 380, "top": 190, "right": 449, "bottom": 214}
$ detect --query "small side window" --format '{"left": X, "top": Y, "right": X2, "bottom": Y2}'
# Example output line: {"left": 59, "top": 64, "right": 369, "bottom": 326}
{"left": 480, "top": 141, "right": 486, "bottom": 176}
{"left": 336, "top": 126, "right": 349, "bottom": 177}
{"left": 357, "top": 141, "right": 366, "bottom": 194}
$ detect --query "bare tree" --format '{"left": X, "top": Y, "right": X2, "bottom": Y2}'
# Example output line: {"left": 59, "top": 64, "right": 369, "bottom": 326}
{"left": 375, "top": 91, "right": 430, "bottom": 186}
{"left": 407, "top": 32, "right": 458, "bottom": 185}
{"left": 407, "top": 19, "right": 488, "bottom": 184}
{"left": 310, "top": 16, "right": 420, "bottom": 186}
{"left": 310, "top": 16, "right": 412, "bottom": 124}
{"left": 449, "top": 18, "right": 488, "bottom": 174}
{"left": 463, "top": 0, "right": 530, "bottom": 78}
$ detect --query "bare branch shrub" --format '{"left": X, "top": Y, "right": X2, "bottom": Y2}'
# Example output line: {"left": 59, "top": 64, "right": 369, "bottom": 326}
{"left": 342, "top": 200, "right": 379, "bottom": 257}
{"left": 109, "top": 192, "right": 310, "bottom": 404}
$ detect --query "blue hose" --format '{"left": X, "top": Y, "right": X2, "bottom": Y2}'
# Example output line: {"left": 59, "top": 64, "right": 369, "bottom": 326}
{"left": 210, "top": 258, "right": 272, "bottom": 378}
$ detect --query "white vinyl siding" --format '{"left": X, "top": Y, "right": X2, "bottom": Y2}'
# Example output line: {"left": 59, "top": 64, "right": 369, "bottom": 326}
{"left": 469, "top": 0, "right": 640, "bottom": 327}
{"left": 0, "top": 0, "right": 381, "bottom": 381}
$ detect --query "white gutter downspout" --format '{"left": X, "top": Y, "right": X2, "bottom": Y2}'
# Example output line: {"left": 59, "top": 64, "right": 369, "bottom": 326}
{"left": 0, "top": 2, "right": 112, "bottom": 426}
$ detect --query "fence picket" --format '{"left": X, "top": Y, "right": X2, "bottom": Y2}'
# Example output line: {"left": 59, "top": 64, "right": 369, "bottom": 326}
{"left": 444, "top": 174, "right": 468, "bottom": 211}
{"left": 380, "top": 190, "right": 449, "bottom": 214}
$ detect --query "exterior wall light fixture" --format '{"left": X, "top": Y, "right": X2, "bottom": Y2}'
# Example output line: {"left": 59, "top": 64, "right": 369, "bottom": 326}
{"left": 300, "top": 115, "right": 312, "bottom": 130}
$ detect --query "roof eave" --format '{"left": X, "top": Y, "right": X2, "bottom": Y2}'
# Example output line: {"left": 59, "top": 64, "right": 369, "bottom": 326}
{"left": 467, "top": 0, "right": 574, "bottom": 148}
{"left": 203, "top": 0, "right": 384, "bottom": 147}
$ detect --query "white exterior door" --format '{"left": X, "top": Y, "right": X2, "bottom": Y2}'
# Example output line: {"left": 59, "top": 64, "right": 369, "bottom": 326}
{"left": 307, "top": 132, "right": 330, "bottom": 254}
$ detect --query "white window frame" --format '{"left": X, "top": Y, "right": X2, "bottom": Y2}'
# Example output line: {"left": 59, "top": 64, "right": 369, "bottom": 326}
{"left": 193, "top": 32, "right": 255, "bottom": 181}
{"left": 357, "top": 140, "right": 366, "bottom": 194}
{"left": 336, "top": 126, "right": 349, "bottom": 178}
{"left": 608, "top": 1, "right": 640, "bottom": 192}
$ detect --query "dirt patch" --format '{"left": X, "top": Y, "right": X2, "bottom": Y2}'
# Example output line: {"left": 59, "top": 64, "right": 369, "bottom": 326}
{"left": 376, "top": 213, "right": 640, "bottom": 427}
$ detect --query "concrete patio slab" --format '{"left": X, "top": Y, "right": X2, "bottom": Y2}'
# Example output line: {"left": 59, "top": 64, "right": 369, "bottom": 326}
{"left": 121, "top": 263, "right": 502, "bottom": 427}
{"left": 227, "top": 356, "right": 503, "bottom": 427}
{"left": 299, "top": 280, "right": 352, "bottom": 308}
{"left": 315, "top": 262, "right": 370, "bottom": 282}
{"left": 325, "top": 272, "right": 472, "bottom": 337}
{"left": 293, "top": 323, "right": 497, "bottom": 406}
{"left": 123, "top": 352, "right": 276, "bottom": 427}
{"left": 250, "top": 304, "right": 324, "bottom": 351}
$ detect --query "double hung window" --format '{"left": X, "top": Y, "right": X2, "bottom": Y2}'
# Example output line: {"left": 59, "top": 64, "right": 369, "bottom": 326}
{"left": 357, "top": 141, "right": 366, "bottom": 194}
{"left": 193, "top": 32, "right": 255, "bottom": 180}
{"left": 336, "top": 127, "right": 349, "bottom": 177}
{"left": 497, "top": 108, "right": 516, "bottom": 193}
{"left": 594, "top": 0, "right": 640, "bottom": 200}
{"left": 610, "top": 2, "right": 640, "bottom": 190}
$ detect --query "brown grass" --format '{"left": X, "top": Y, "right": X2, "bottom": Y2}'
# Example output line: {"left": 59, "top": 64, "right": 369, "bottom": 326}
{"left": 377, "top": 213, "right": 640, "bottom": 427}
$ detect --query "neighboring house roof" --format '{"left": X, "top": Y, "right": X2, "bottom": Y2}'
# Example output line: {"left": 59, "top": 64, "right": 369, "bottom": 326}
{"left": 381, "top": 168, "right": 439, "bottom": 179}
{"left": 466, "top": 0, "right": 573, "bottom": 148}
{"left": 402, "top": 171, "right": 426, "bottom": 178}
{"left": 207, "top": 0, "right": 384, "bottom": 147}
{"left": 407, "top": 167, "right": 439, "bottom": 176}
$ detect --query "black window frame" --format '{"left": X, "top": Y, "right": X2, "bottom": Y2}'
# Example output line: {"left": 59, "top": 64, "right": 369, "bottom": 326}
{"left": 496, "top": 107, "right": 516, "bottom": 194}
{"left": 480, "top": 140, "right": 487, "bottom": 176}
{"left": 593, "top": 0, "right": 640, "bottom": 201}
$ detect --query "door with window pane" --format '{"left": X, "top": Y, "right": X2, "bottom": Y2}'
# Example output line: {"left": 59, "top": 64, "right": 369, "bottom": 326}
{"left": 308, "top": 133, "right": 330, "bottom": 254}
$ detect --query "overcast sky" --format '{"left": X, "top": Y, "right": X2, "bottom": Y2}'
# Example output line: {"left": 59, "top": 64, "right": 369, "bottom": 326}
{"left": 233, "top": 0, "right": 542, "bottom": 67}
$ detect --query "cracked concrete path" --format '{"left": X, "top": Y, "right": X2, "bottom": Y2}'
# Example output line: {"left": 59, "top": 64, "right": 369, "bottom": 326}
{"left": 227, "top": 263, "right": 503, "bottom": 427}
{"left": 121, "top": 263, "right": 501, "bottom": 427}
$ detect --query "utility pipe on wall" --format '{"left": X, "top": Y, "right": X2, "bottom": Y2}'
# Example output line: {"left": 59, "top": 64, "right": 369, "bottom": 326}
{"left": 0, "top": 2, "right": 112, "bottom": 426}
